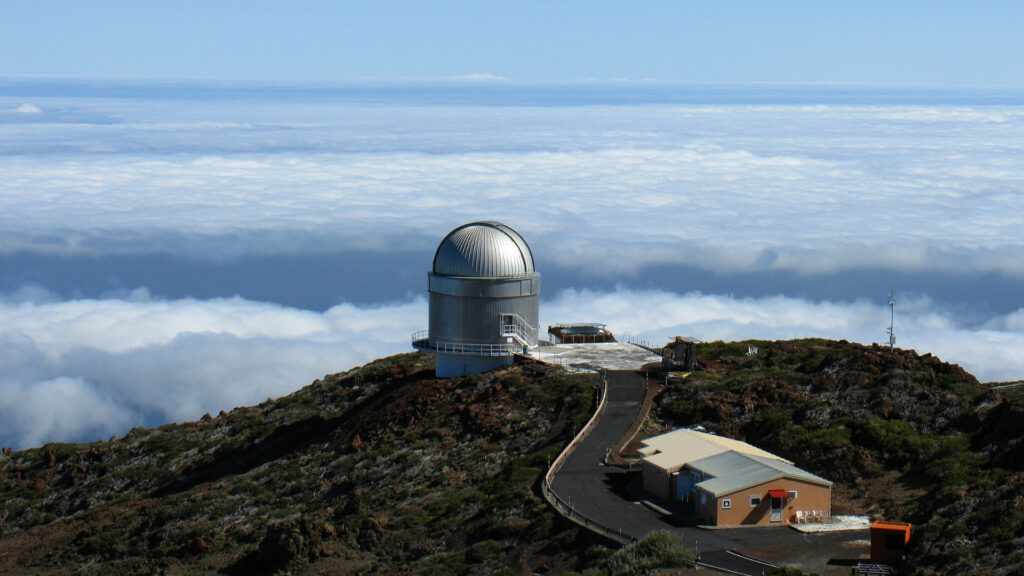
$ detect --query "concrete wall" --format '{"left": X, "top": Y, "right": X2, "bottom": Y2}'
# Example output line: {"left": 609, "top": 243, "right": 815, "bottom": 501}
{"left": 695, "top": 478, "right": 832, "bottom": 526}
{"left": 641, "top": 460, "right": 671, "bottom": 500}
{"left": 435, "top": 353, "right": 513, "bottom": 378}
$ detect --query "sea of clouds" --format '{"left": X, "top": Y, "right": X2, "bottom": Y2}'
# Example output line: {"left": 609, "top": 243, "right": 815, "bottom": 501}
{"left": 3, "top": 286, "right": 1024, "bottom": 449}
{"left": 1, "top": 81, "right": 1023, "bottom": 448}
{"left": 3, "top": 86, "right": 1023, "bottom": 277}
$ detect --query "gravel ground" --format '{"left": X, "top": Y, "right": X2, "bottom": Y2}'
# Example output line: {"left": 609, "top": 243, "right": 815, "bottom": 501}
{"left": 529, "top": 342, "right": 662, "bottom": 372}
{"left": 792, "top": 515, "right": 872, "bottom": 533}
{"left": 738, "top": 535, "right": 871, "bottom": 575}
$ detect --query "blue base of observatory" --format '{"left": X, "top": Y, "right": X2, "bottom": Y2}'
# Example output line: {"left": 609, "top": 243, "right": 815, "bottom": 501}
{"left": 436, "top": 353, "right": 514, "bottom": 378}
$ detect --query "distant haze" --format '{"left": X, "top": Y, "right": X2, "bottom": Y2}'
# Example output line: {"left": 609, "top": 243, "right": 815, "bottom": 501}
{"left": 2, "top": 2, "right": 1022, "bottom": 86}
{"left": 1, "top": 80, "right": 1023, "bottom": 448}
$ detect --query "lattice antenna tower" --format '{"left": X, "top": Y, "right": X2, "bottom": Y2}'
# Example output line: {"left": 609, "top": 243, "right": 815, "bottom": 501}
{"left": 887, "top": 291, "right": 896, "bottom": 350}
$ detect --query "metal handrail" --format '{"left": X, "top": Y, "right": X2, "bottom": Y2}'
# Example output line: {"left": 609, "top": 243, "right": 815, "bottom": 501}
{"left": 500, "top": 313, "right": 538, "bottom": 347}
{"left": 552, "top": 334, "right": 616, "bottom": 344}
{"left": 413, "top": 314, "right": 538, "bottom": 357}
{"left": 621, "top": 335, "right": 656, "bottom": 349}
{"left": 412, "top": 331, "right": 519, "bottom": 357}
{"left": 540, "top": 371, "right": 637, "bottom": 545}
{"left": 550, "top": 323, "right": 607, "bottom": 328}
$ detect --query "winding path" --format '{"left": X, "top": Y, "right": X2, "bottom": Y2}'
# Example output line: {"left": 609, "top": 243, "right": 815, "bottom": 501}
{"left": 547, "top": 370, "right": 865, "bottom": 575}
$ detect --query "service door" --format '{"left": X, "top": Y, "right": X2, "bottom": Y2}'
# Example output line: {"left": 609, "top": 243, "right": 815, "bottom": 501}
{"left": 770, "top": 496, "right": 783, "bottom": 522}
{"left": 675, "top": 472, "right": 691, "bottom": 501}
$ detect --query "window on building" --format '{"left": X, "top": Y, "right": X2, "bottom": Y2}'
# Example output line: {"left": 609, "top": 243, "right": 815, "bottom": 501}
{"left": 749, "top": 496, "right": 761, "bottom": 507}
{"left": 722, "top": 499, "right": 731, "bottom": 509}
{"left": 700, "top": 493, "right": 707, "bottom": 505}
{"left": 788, "top": 490, "right": 798, "bottom": 500}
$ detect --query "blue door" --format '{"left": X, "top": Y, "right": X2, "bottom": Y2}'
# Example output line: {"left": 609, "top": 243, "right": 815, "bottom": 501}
{"left": 674, "top": 472, "right": 690, "bottom": 500}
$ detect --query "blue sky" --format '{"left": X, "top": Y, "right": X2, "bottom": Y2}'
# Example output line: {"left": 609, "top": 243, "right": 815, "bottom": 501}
{"left": 3, "top": 1, "right": 1023, "bottom": 85}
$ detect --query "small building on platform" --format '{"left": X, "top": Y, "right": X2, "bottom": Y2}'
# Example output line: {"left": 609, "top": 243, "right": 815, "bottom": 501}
{"left": 548, "top": 323, "right": 615, "bottom": 344}
{"left": 638, "top": 428, "right": 833, "bottom": 526}
{"left": 662, "top": 336, "right": 698, "bottom": 371}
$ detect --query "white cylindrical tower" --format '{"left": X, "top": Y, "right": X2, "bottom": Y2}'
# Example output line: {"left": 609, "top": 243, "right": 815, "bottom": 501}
{"left": 413, "top": 221, "right": 540, "bottom": 377}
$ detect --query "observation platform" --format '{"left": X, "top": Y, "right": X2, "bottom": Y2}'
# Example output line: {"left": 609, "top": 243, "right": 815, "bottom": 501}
{"left": 412, "top": 332, "right": 522, "bottom": 357}
{"left": 528, "top": 341, "right": 661, "bottom": 373}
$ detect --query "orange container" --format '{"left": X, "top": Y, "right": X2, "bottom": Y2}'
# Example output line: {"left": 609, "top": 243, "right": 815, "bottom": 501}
{"left": 870, "top": 521, "right": 911, "bottom": 564}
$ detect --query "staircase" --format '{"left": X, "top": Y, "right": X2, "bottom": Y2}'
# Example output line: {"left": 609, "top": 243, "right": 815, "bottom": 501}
{"left": 500, "top": 314, "right": 537, "bottom": 349}
{"left": 411, "top": 314, "right": 538, "bottom": 357}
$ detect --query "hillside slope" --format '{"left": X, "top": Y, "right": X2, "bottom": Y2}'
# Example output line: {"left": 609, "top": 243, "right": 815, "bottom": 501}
{"left": 653, "top": 339, "right": 1023, "bottom": 575}
{"left": 0, "top": 353, "right": 602, "bottom": 575}
{"left": 2, "top": 341, "right": 1020, "bottom": 575}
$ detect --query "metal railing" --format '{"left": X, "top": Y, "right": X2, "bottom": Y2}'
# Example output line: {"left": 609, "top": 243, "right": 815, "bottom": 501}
{"left": 541, "top": 369, "right": 750, "bottom": 571}
{"left": 621, "top": 334, "right": 656, "bottom": 350}
{"left": 411, "top": 331, "right": 519, "bottom": 357}
{"left": 541, "top": 370, "right": 638, "bottom": 545}
{"left": 412, "top": 315, "right": 537, "bottom": 357}
{"left": 500, "top": 313, "right": 537, "bottom": 347}
{"left": 552, "top": 333, "right": 616, "bottom": 344}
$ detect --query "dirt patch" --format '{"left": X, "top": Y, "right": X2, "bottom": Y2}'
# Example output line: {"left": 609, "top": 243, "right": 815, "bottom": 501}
{"left": 739, "top": 537, "right": 870, "bottom": 575}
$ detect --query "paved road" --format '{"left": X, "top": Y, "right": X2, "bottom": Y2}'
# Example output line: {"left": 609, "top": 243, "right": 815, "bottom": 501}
{"left": 549, "top": 370, "right": 865, "bottom": 575}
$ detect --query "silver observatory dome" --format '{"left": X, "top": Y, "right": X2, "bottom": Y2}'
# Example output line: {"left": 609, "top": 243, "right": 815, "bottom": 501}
{"left": 433, "top": 221, "right": 536, "bottom": 278}
{"left": 414, "top": 221, "right": 541, "bottom": 377}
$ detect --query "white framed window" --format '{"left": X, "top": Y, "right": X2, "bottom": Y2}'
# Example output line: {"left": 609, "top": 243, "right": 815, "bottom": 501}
{"left": 749, "top": 496, "right": 761, "bottom": 507}
{"left": 788, "top": 490, "right": 798, "bottom": 500}
{"left": 722, "top": 499, "right": 732, "bottom": 509}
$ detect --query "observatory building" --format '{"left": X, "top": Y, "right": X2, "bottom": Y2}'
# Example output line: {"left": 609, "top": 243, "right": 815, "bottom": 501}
{"left": 413, "top": 221, "right": 540, "bottom": 377}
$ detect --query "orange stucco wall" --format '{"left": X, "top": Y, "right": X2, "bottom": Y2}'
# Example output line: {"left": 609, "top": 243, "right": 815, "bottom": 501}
{"left": 695, "top": 478, "right": 832, "bottom": 526}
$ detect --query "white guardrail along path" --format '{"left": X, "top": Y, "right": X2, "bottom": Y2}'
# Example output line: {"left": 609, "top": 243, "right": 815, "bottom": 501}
{"left": 541, "top": 371, "right": 637, "bottom": 545}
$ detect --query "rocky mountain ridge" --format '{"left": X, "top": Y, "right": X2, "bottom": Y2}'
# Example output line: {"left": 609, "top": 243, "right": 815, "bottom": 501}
{"left": 651, "top": 339, "right": 1023, "bottom": 575}
{"left": 1, "top": 340, "right": 1021, "bottom": 575}
{"left": 1, "top": 353, "right": 601, "bottom": 575}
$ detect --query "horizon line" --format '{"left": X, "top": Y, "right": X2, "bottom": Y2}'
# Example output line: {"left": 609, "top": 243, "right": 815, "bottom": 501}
{"left": 3, "top": 74, "right": 1024, "bottom": 92}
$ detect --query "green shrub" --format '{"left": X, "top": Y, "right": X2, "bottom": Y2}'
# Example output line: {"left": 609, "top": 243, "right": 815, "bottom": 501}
{"left": 527, "top": 510, "right": 558, "bottom": 540}
{"left": 937, "top": 373, "right": 983, "bottom": 402}
{"left": 663, "top": 399, "right": 705, "bottom": 424}
{"left": 601, "top": 531, "right": 695, "bottom": 576}
{"left": 465, "top": 539, "right": 503, "bottom": 563}
{"left": 698, "top": 340, "right": 761, "bottom": 363}
{"left": 795, "top": 426, "right": 852, "bottom": 453}
{"left": 499, "top": 372, "right": 523, "bottom": 388}
{"left": 853, "top": 419, "right": 922, "bottom": 463}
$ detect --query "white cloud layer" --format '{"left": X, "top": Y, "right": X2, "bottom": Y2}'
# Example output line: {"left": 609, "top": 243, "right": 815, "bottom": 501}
{"left": 2, "top": 84, "right": 1022, "bottom": 449}
{"left": 0, "top": 289, "right": 426, "bottom": 449}
{"left": 14, "top": 103, "right": 41, "bottom": 114}
{"left": 542, "top": 289, "right": 1024, "bottom": 386}
{"left": 2, "top": 288, "right": 1022, "bottom": 449}
{"left": 1, "top": 89, "right": 1022, "bottom": 277}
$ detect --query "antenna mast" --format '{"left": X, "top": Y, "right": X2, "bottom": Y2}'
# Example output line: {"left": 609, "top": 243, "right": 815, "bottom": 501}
{"left": 887, "top": 292, "right": 896, "bottom": 350}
